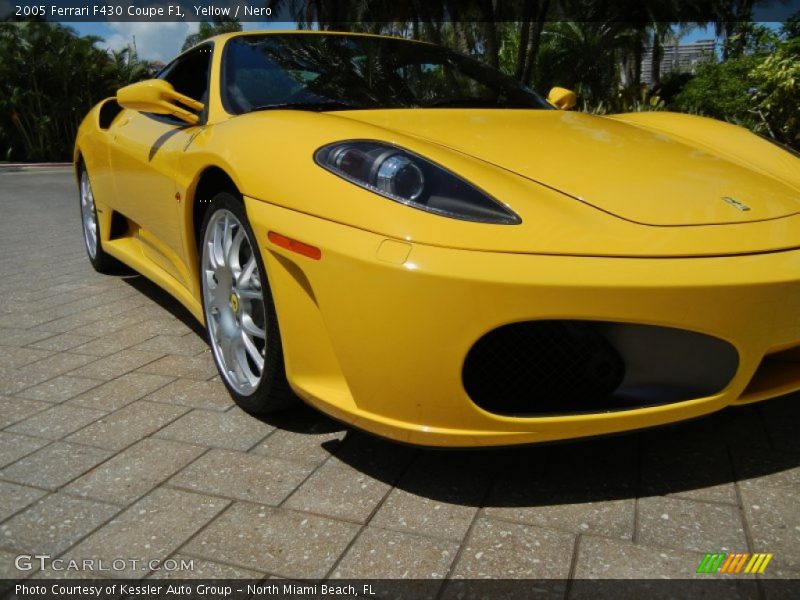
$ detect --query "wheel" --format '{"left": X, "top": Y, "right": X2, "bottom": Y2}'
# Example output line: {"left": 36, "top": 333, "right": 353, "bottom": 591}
{"left": 79, "top": 166, "right": 119, "bottom": 273}
{"left": 200, "top": 191, "right": 296, "bottom": 414}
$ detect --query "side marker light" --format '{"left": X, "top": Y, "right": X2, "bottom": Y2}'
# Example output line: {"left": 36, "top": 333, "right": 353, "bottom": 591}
{"left": 267, "top": 231, "right": 322, "bottom": 260}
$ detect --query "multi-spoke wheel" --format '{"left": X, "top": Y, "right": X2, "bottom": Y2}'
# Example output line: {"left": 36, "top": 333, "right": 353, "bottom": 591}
{"left": 78, "top": 165, "right": 118, "bottom": 273}
{"left": 200, "top": 192, "right": 295, "bottom": 413}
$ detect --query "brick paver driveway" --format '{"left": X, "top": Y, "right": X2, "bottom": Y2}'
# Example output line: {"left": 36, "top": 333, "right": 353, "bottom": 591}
{"left": 0, "top": 168, "right": 798, "bottom": 592}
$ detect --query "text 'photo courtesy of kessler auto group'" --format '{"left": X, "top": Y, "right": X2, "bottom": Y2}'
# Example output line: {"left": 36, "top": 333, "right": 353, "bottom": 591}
{"left": 0, "top": 1, "right": 799, "bottom": 599}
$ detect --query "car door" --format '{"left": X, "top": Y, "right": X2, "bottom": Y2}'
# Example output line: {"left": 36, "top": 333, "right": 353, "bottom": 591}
{"left": 107, "top": 44, "right": 212, "bottom": 288}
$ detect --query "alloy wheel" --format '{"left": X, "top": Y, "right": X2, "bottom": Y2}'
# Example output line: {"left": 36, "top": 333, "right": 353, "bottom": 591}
{"left": 80, "top": 171, "right": 98, "bottom": 259}
{"left": 202, "top": 209, "right": 268, "bottom": 395}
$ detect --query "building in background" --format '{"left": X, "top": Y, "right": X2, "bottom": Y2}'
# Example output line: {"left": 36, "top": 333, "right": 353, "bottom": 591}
{"left": 149, "top": 60, "right": 166, "bottom": 75}
{"left": 641, "top": 38, "right": 717, "bottom": 84}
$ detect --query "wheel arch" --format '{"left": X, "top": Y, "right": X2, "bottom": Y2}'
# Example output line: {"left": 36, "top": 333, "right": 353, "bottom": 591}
{"left": 187, "top": 165, "right": 241, "bottom": 251}
{"left": 73, "top": 150, "right": 84, "bottom": 184}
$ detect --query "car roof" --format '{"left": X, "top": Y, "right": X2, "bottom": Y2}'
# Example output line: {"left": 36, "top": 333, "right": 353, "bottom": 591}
{"left": 201, "top": 29, "right": 431, "bottom": 47}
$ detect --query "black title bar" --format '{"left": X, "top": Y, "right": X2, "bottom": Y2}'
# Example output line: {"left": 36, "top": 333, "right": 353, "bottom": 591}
{"left": 3, "top": 0, "right": 800, "bottom": 23}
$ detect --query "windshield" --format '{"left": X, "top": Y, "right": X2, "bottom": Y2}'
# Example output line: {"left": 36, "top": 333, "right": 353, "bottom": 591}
{"left": 221, "top": 34, "right": 551, "bottom": 114}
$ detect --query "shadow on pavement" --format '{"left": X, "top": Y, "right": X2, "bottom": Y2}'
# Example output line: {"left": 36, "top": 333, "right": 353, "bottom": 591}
{"left": 323, "top": 397, "right": 800, "bottom": 507}
{"left": 122, "top": 271, "right": 800, "bottom": 506}
{"left": 122, "top": 273, "right": 206, "bottom": 337}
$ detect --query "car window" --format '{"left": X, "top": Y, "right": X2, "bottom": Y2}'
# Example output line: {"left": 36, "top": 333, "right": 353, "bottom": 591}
{"left": 159, "top": 45, "right": 213, "bottom": 103}
{"left": 393, "top": 61, "right": 499, "bottom": 103}
{"left": 221, "top": 34, "right": 550, "bottom": 113}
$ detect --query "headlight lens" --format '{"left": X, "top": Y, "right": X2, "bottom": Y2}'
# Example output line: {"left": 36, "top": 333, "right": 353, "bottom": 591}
{"left": 376, "top": 154, "right": 425, "bottom": 201}
{"left": 315, "top": 141, "right": 521, "bottom": 225}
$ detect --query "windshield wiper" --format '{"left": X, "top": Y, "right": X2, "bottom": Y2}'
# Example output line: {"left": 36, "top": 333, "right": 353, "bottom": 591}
{"left": 249, "top": 100, "right": 361, "bottom": 112}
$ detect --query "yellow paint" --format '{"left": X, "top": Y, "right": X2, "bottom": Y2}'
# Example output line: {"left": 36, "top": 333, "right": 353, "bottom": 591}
{"left": 376, "top": 239, "right": 412, "bottom": 265}
{"left": 546, "top": 86, "right": 577, "bottom": 110}
{"left": 117, "top": 79, "right": 203, "bottom": 124}
{"left": 74, "top": 31, "right": 800, "bottom": 447}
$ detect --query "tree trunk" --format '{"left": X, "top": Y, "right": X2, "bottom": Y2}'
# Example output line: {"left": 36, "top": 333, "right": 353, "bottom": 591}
{"left": 482, "top": 20, "right": 499, "bottom": 68}
{"left": 415, "top": 0, "right": 443, "bottom": 46}
{"left": 514, "top": 0, "right": 535, "bottom": 81}
{"left": 634, "top": 37, "right": 642, "bottom": 85}
{"left": 522, "top": 0, "right": 549, "bottom": 87}
{"left": 650, "top": 29, "right": 662, "bottom": 85}
{"left": 423, "top": 21, "right": 443, "bottom": 46}
{"left": 479, "top": 0, "right": 499, "bottom": 67}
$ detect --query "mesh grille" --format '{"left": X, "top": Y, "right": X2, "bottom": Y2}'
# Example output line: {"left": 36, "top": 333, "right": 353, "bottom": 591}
{"left": 462, "top": 321, "right": 626, "bottom": 415}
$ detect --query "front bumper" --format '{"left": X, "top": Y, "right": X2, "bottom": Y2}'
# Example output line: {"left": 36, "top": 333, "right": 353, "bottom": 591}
{"left": 246, "top": 197, "right": 800, "bottom": 447}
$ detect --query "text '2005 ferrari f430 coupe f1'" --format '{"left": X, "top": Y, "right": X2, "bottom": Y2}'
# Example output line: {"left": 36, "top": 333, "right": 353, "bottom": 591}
{"left": 74, "top": 31, "right": 800, "bottom": 447}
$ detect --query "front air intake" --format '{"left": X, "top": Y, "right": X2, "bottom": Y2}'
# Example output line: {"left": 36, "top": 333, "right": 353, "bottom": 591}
{"left": 462, "top": 320, "right": 738, "bottom": 416}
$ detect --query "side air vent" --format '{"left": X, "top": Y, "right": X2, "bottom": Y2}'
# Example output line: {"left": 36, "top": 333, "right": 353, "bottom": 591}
{"left": 98, "top": 99, "right": 124, "bottom": 130}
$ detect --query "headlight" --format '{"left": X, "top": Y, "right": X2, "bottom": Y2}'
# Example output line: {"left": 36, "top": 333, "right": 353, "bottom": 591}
{"left": 315, "top": 141, "right": 521, "bottom": 225}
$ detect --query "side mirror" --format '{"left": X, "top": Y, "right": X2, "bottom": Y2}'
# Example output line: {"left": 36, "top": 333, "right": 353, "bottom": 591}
{"left": 547, "top": 87, "right": 577, "bottom": 111}
{"left": 117, "top": 79, "right": 204, "bottom": 125}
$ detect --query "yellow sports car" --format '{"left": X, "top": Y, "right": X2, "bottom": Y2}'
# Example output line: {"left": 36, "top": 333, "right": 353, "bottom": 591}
{"left": 74, "top": 31, "right": 800, "bottom": 447}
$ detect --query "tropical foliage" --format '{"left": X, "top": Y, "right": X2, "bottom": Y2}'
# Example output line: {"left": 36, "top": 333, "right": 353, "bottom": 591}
{"left": 673, "top": 21, "right": 799, "bottom": 147}
{"left": 268, "top": 0, "right": 799, "bottom": 149}
{"left": 2, "top": 0, "right": 799, "bottom": 161}
{"left": 181, "top": 17, "right": 242, "bottom": 51}
{"left": 749, "top": 35, "right": 800, "bottom": 147}
{"left": 0, "top": 22, "right": 152, "bottom": 162}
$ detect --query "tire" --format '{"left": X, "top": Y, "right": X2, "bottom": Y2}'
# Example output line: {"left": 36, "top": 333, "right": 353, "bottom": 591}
{"left": 199, "top": 191, "right": 296, "bottom": 414}
{"left": 78, "top": 165, "right": 120, "bottom": 273}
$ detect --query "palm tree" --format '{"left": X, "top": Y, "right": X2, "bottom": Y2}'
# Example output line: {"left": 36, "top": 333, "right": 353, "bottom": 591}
{"left": 0, "top": 22, "right": 150, "bottom": 161}
{"left": 105, "top": 46, "right": 151, "bottom": 87}
{"left": 535, "top": 21, "right": 624, "bottom": 102}
{"left": 181, "top": 17, "right": 242, "bottom": 52}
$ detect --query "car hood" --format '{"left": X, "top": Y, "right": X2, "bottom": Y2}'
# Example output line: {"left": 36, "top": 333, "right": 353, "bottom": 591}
{"left": 335, "top": 109, "right": 800, "bottom": 226}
